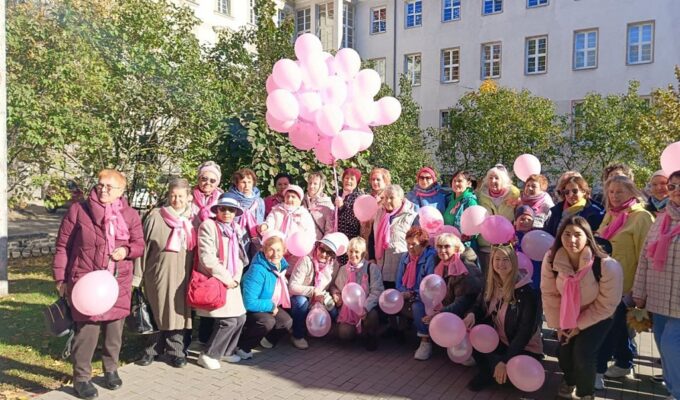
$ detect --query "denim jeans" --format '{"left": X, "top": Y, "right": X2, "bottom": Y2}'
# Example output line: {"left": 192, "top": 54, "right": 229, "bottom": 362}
{"left": 653, "top": 314, "right": 680, "bottom": 398}
{"left": 597, "top": 301, "right": 636, "bottom": 373}
{"left": 399, "top": 300, "right": 428, "bottom": 336}
{"left": 290, "top": 295, "right": 337, "bottom": 339}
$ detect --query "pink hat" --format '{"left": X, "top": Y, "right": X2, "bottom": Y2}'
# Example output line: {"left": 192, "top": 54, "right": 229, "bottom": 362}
{"left": 284, "top": 184, "right": 304, "bottom": 200}
{"left": 417, "top": 167, "right": 437, "bottom": 183}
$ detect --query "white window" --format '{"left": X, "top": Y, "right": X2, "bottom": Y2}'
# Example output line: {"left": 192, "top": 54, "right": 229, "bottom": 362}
{"left": 481, "top": 42, "right": 501, "bottom": 79}
{"left": 405, "top": 1, "right": 422, "bottom": 28}
{"left": 442, "top": 0, "right": 461, "bottom": 22}
{"left": 526, "top": 36, "right": 547, "bottom": 74}
{"left": 527, "top": 0, "right": 548, "bottom": 8}
{"left": 441, "top": 48, "right": 460, "bottom": 82}
{"left": 483, "top": 0, "right": 501, "bottom": 15}
{"left": 316, "top": 3, "right": 334, "bottom": 50}
{"left": 249, "top": 0, "right": 257, "bottom": 25}
{"left": 574, "top": 29, "right": 597, "bottom": 69}
{"left": 343, "top": 3, "right": 354, "bottom": 48}
{"left": 440, "top": 110, "right": 451, "bottom": 128}
{"left": 216, "top": 0, "right": 230, "bottom": 15}
{"left": 371, "top": 58, "right": 387, "bottom": 83}
{"left": 371, "top": 7, "right": 387, "bottom": 34}
{"left": 296, "top": 8, "right": 311, "bottom": 36}
{"left": 405, "top": 53, "right": 422, "bottom": 86}
{"left": 627, "top": 21, "right": 654, "bottom": 65}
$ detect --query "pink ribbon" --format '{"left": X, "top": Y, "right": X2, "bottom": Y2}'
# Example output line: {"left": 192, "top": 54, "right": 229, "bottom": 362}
{"left": 600, "top": 198, "right": 637, "bottom": 240}
{"left": 559, "top": 258, "right": 593, "bottom": 330}
{"left": 337, "top": 263, "right": 369, "bottom": 333}
{"left": 104, "top": 198, "right": 130, "bottom": 272}
{"left": 160, "top": 207, "right": 195, "bottom": 252}
{"left": 374, "top": 204, "right": 402, "bottom": 261}
{"left": 272, "top": 269, "right": 291, "bottom": 308}
{"left": 647, "top": 212, "right": 680, "bottom": 272}
{"left": 192, "top": 187, "right": 220, "bottom": 222}
{"left": 401, "top": 255, "right": 418, "bottom": 290}
{"left": 434, "top": 253, "right": 467, "bottom": 278}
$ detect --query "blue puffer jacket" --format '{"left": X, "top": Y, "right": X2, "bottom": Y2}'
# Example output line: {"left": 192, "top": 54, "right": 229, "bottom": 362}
{"left": 395, "top": 246, "right": 437, "bottom": 295}
{"left": 241, "top": 251, "right": 289, "bottom": 313}
{"left": 406, "top": 183, "right": 451, "bottom": 215}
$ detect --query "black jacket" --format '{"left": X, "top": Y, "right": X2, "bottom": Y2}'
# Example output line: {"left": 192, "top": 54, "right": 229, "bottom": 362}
{"left": 543, "top": 200, "right": 605, "bottom": 237}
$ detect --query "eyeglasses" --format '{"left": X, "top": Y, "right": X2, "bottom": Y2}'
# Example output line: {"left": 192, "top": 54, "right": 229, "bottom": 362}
{"left": 200, "top": 176, "right": 218, "bottom": 184}
{"left": 668, "top": 184, "right": 680, "bottom": 192}
{"left": 317, "top": 246, "right": 335, "bottom": 256}
{"left": 418, "top": 175, "right": 433, "bottom": 181}
{"left": 96, "top": 183, "right": 123, "bottom": 192}
{"left": 561, "top": 188, "right": 581, "bottom": 196}
{"left": 436, "top": 244, "right": 452, "bottom": 250}
{"left": 216, "top": 206, "right": 237, "bottom": 213}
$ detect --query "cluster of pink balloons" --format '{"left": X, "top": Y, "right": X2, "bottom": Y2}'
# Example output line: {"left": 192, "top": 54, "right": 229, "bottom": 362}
{"left": 513, "top": 154, "right": 541, "bottom": 182}
{"left": 342, "top": 282, "right": 367, "bottom": 315}
{"left": 378, "top": 288, "right": 404, "bottom": 315}
{"left": 306, "top": 303, "right": 332, "bottom": 337}
{"left": 71, "top": 270, "right": 119, "bottom": 316}
{"left": 265, "top": 33, "right": 402, "bottom": 164}
{"left": 521, "top": 230, "right": 555, "bottom": 261}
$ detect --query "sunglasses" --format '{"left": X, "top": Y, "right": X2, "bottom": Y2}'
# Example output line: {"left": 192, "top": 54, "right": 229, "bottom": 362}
{"left": 200, "top": 176, "right": 218, "bottom": 184}
{"left": 317, "top": 246, "right": 335, "bottom": 256}
{"left": 216, "top": 206, "right": 237, "bottom": 213}
{"left": 668, "top": 184, "right": 680, "bottom": 192}
{"left": 561, "top": 188, "right": 581, "bottom": 196}
{"left": 418, "top": 175, "right": 433, "bottom": 181}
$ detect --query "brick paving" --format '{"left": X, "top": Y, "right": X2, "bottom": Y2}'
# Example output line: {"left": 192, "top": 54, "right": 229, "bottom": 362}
{"left": 36, "top": 327, "right": 669, "bottom": 400}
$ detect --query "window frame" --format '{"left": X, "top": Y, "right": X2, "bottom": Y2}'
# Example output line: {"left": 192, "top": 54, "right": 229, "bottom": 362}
{"left": 572, "top": 28, "right": 598, "bottom": 70}
{"left": 482, "top": 0, "right": 502, "bottom": 16}
{"left": 405, "top": 0, "right": 423, "bottom": 29}
{"left": 480, "top": 42, "right": 502, "bottom": 79}
{"left": 404, "top": 53, "right": 422, "bottom": 86}
{"left": 526, "top": 0, "right": 548, "bottom": 8}
{"left": 525, "top": 35, "right": 548, "bottom": 75}
{"left": 370, "top": 57, "right": 387, "bottom": 83}
{"left": 370, "top": 6, "right": 387, "bottom": 34}
{"left": 442, "top": 0, "right": 461, "bottom": 22}
{"left": 440, "top": 109, "right": 451, "bottom": 129}
{"left": 216, "top": 0, "right": 230, "bottom": 16}
{"left": 626, "top": 20, "right": 655, "bottom": 65}
{"left": 342, "top": 3, "right": 355, "bottom": 48}
{"left": 296, "top": 7, "right": 311, "bottom": 36}
{"left": 441, "top": 47, "right": 461, "bottom": 83}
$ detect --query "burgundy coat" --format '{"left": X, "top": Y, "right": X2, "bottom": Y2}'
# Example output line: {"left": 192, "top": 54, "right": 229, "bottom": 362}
{"left": 53, "top": 190, "right": 145, "bottom": 322}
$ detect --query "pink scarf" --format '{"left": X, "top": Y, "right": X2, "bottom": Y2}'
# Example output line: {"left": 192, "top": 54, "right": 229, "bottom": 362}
{"left": 374, "top": 204, "right": 403, "bottom": 260}
{"left": 239, "top": 201, "right": 260, "bottom": 237}
{"left": 560, "top": 258, "right": 594, "bottom": 330}
{"left": 312, "top": 258, "right": 332, "bottom": 289}
{"left": 521, "top": 192, "right": 547, "bottom": 214}
{"left": 647, "top": 212, "right": 680, "bottom": 272}
{"left": 489, "top": 187, "right": 509, "bottom": 198}
{"left": 434, "top": 253, "right": 467, "bottom": 278}
{"left": 192, "top": 187, "right": 220, "bottom": 222}
{"left": 280, "top": 205, "right": 299, "bottom": 235}
{"left": 160, "top": 207, "right": 196, "bottom": 252}
{"left": 272, "top": 268, "right": 291, "bottom": 308}
{"left": 337, "top": 262, "right": 369, "bottom": 332}
{"left": 216, "top": 221, "right": 240, "bottom": 278}
{"left": 401, "top": 255, "right": 419, "bottom": 290}
{"left": 600, "top": 198, "right": 637, "bottom": 240}
{"left": 104, "top": 199, "right": 130, "bottom": 272}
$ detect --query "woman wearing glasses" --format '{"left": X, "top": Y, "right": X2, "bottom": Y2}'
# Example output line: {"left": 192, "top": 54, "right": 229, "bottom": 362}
{"left": 190, "top": 161, "right": 224, "bottom": 226}
{"left": 543, "top": 176, "right": 605, "bottom": 237}
{"left": 406, "top": 167, "right": 450, "bottom": 214}
{"left": 53, "top": 169, "right": 145, "bottom": 399}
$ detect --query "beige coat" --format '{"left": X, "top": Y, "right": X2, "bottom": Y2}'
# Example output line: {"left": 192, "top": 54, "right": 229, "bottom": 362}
{"left": 133, "top": 207, "right": 193, "bottom": 331}
{"left": 373, "top": 200, "right": 418, "bottom": 282}
{"left": 541, "top": 247, "right": 623, "bottom": 330}
{"left": 288, "top": 256, "right": 337, "bottom": 297}
{"left": 303, "top": 195, "right": 335, "bottom": 240}
{"left": 196, "top": 219, "right": 247, "bottom": 318}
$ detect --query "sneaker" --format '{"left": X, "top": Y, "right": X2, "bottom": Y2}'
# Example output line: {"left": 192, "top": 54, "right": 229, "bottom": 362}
{"left": 557, "top": 380, "right": 575, "bottom": 399}
{"left": 604, "top": 365, "right": 632, "bottom": 378}
{"left": 234, "top": 348, "right": 253, "bottom": 360}
{"left": 594, "top": 373, "right": 605, "bottom": 390}
{"left": 413, "top": 341, "right": 432, "bottom": 361}
{"left": 460, "top": 356, "right": 476, "bottom": 367}
{"left": 291, "top": 337, "right": 309, "bottom": 350}
{"left": 260, "top": 337, "right": 274, "bottom": 349}
{"left": 221, "top": 354, "right": 241, "bottom": 363}
{"left": 197, "top": 353, "right": 221, "bottom": 370}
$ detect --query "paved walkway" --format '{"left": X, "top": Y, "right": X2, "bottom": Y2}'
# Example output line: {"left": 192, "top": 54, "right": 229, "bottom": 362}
{"left": 36, "top": 328, "right": 668, "bottom": 400}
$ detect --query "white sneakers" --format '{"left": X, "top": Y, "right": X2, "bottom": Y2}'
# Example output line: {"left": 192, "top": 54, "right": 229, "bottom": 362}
{"left": 291, "top": 337, "right": 309, "bottom": 350}
{"left": 260, "top": 337, "right": 274, "bottom": 349}
{"left": 235, "top": 348, "right": 253, "bottom": 360}
{"left": 594, "top": 373, "right": 605, "bottom": 390}
{"left": 413, "top": 341, "right": 432, "bottom": 361}
{"left": 221, "top": 354, "right": 241, "bottom": 363}
{"left": 605, "top": 365, "right": 633, "bottom": 378}
{"left": 557, "top": 381, "right": 575, "bottom": 399}
{"left": 197, "top": 353, "right": 221, "bottom": 370}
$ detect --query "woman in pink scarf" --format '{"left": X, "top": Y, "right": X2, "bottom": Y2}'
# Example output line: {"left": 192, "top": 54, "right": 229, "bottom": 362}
{"left": 330, "top": 237, "right": 384, "bottom": 351}
{"left": 520, "top": 174, "right": 554, "bottom": 228}
{"left": 133, "top": 178, "right": 195, "bottom": 369}
{"left": 190, "top": 161, "right": 224, "bottom": 227}
{"left": 541, "top": 216, "right": 622, "bottom": 399}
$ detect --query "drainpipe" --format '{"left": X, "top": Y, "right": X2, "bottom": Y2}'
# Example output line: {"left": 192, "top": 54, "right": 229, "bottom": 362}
{"left": 392, "top": 0, "right": 397, "bottom": 92}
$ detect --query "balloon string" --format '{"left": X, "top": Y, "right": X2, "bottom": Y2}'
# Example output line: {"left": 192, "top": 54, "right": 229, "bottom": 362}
{"left": 333, "top": 163, "right": 339, "bottom": 232}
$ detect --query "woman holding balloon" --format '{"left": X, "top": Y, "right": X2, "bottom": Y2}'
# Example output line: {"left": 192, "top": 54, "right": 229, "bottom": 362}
{"left": 361, "top": 168, "right": 391, "bottom": 245}
{"left": 335, "top": 168, "right": 364, "bottom": 265}
{"left": 541, "top": 216, "right": 623, "bottom": 400}
{"left": 543, "top": 176, "right": 604, "bottom": 238}
{"left": 463, "top": 244, "right": 543, "bottom": 392}
{"left": 443, "top": 171, "right": 479, "bottom": 248}
{"left": 53, "top": 169, "right": 144, "bottom": 400}
{"left": 406, "top": 167, "right": 450, "bottom": 215}
{"left": 302, "top": 172, "right": 335, "bottom": 240}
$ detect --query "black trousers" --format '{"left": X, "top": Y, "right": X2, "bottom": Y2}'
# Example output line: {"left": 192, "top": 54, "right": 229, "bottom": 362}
{"left": 144, "top": 329, "right": 185, "bottom": 357}
{"left": 472, "top": 342, "right": 542, "bottom": 385}
{"left": 237, "top": 310, "right": 293, "bottom": 352}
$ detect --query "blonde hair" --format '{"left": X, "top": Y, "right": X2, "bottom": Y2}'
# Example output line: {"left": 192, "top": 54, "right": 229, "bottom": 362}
{"left": 435, "top": 233, "right": 464, "bottom": 253}
{"left": 347, "top": 237, "right": 367, "bottom": 258}
{"left": 484, "top": 245, "right": 518, "bottom": 304}
{"left": 370, "top": 168, "right": 392, "bottom": 185}
{"left": 263, "top": 235, "right": 285, "bottom": 252}
{"left": 306, "top": 171, "right": 327, "bottom": 194}
{"left": 603, "top": 175, "right": 646, "bottom": 210}
{"left": 98, "top": 169, "right": 127, "bottom": 187}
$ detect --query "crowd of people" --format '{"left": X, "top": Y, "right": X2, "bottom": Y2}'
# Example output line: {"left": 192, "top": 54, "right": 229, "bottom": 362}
{"left": 52, "top": 161, "right": 678, "bottom": 400}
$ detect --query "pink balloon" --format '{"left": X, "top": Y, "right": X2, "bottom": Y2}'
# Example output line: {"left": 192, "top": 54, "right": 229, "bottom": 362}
{"left": 334, "top": 48, "right": 361, "bottom": 81}
{"left": 266, "top": 89, "right": 299, "bottom": 122}
{"left": 521, "top": 230, "right": 555, "bottom": 261}
{"left": 331, "top": 130, "right": 362, "bottom": 160}
{"left": 507, "top": 355, "right": 546, "bottom": 392}
{"left": 319, "top": 76, "right": 348, "bottom": 106}
{"left": 470, "top": 324, "right": 500, "bottom": 353}
{"left": 342, "top": 282, "right": 367, "bottom": 315}
{"left": 372, "top": 96, "right": 402, "bottom": 126}
{"left": 306, "top": 304, "right": 332, "bottom": 337}
{"left": 314, "top": 137, "right": 335, "bottom": 165}
{"left": 321, "top": 51, "right": 336, "bottom": 76}
{"left": 288, "top": 121, "right": 319, "bottom": 150}
{"left": 352, "top": 69, "right": 381, "bottom": 99}
{"left": 661, "top": 141, "right": 680, "bottom": 176}
{"left": 379, "top": 289, "right": 404, "bottom": 315}
{"left": 285, "top": 231, "right": 315, "bottom": 257}
{"left": 353, "top": 194, "right": 379, "bottom": 222}
{"left": 300, "top": 53, "right": 329, "bottom": 90}
{"left": 297, "top": 91, "right": 323, "bottom": 122}
{"left": 266, "top": 111, "right": 295, "bottom": 133}
{"left": 418, "top": 206, "right": 444, "bottom": 235}
{"left": 71, "top": 270, "right": 119, "bottom": 316}
{"left": 344, "top": 98, "right": 377, "bottom": 128}
{"left": 429, "top": 312, "right": 466, "bottom": 348}
{"left": 447, "top": 335, "right": 473, "bottom": 364}
{"left": 517, "top": 251, "right": 533, "bottom": 277}
{"left": 315, "top": 104, "right": 344, "bottom": 137}
{"left": 265, "top": 75, "right": 279, "bottom": 94}
{"left": 272, "top": 59, "right": 302, "bottom": 92}
{"left": 437, "top": 225, "right": 461, "bottom": 238}
{"left": 419, "top": 274, "right": 447, "bottom": 312}
{"left": 513, "top": 154, "right": 541, "bottom": 182}
{"left": 460, "top": 205, "right": 488, "bottom": 235}
{"left": 294, "top": 33, "right": 323, "bottom": 61}
{"left": 358, "top": 131, "right": 374, "bottom": 152}
{"left": 479, "top": 215, "right": 515, "bottom": 245}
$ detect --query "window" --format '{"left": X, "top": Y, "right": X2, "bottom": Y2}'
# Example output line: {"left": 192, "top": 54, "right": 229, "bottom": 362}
{"left": 405, "top": 53, "right": 422, "bottom": 86}
{"left": 216, "top": 0, "right": 230, "bottom": 15}
{"left": 343, "top": 3, "right": 354, "bottom": 48}
{"left": 441, "top": 48, "right": 460, "bottom": 82}
{"left": 440, "top": 110, "right": 451, "bottom": 129}
{"left": 527, "top": 0, "right": 548, "bottom": 7}
{"left": 526, "top": 36, "right": 547, "bottom": 74}
{"left": 317, "top": 3, "right": 334, "bottom": 50}
{"left": 481, "top": 42, "right": 501, "bottom": 79}
{"left": 249, "top": 0, "right": 257, "bottom": 25}
{"left": 573, "top": 29, "right": 597, "bottom": 69}
{"left": 405, "top": 1, "right": 422, "bottom": 28}
{"left": 296, "top": 8, "right": 311, "bottom": 36}
{"left": 443, "top": 0, "right": 461, "bottom": 22}
{"left": 371, "top": 58, "right": 387, "bottom": 83}
{"left": 371, "top": 7, "right": 387, "bottom": 34}
{"left": 483, "top": 0, "right": 501, "bottom": 15}
{"left": 627, "top": 21, "right": 654, "bottom": 65}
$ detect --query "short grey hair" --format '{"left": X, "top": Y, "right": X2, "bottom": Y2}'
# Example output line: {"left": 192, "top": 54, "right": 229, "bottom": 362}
{"left": 383, "top": 184, "right": 404, "bottom": 199}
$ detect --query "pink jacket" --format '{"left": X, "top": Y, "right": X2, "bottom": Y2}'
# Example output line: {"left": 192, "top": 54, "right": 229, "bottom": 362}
{"left": 541, "top": 247, "right": 622, "bottom": 330}
{"left": 53, "top": 192, "right": 145, "bottom": 322}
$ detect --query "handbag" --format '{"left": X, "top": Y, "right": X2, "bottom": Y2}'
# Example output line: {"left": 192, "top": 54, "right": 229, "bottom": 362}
{"left": 43, "top": 297, "right": 73, "bottom": 337}
{"left": 126, "top": 288, "right": 158, "bottom": 334}
{"left": 186, "top": 220, "right": 228, "bottom": 310}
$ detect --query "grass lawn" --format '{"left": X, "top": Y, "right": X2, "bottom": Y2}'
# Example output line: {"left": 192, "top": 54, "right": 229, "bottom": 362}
{"left": 0, "top": 257, "right": 145, "bottom": 400}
